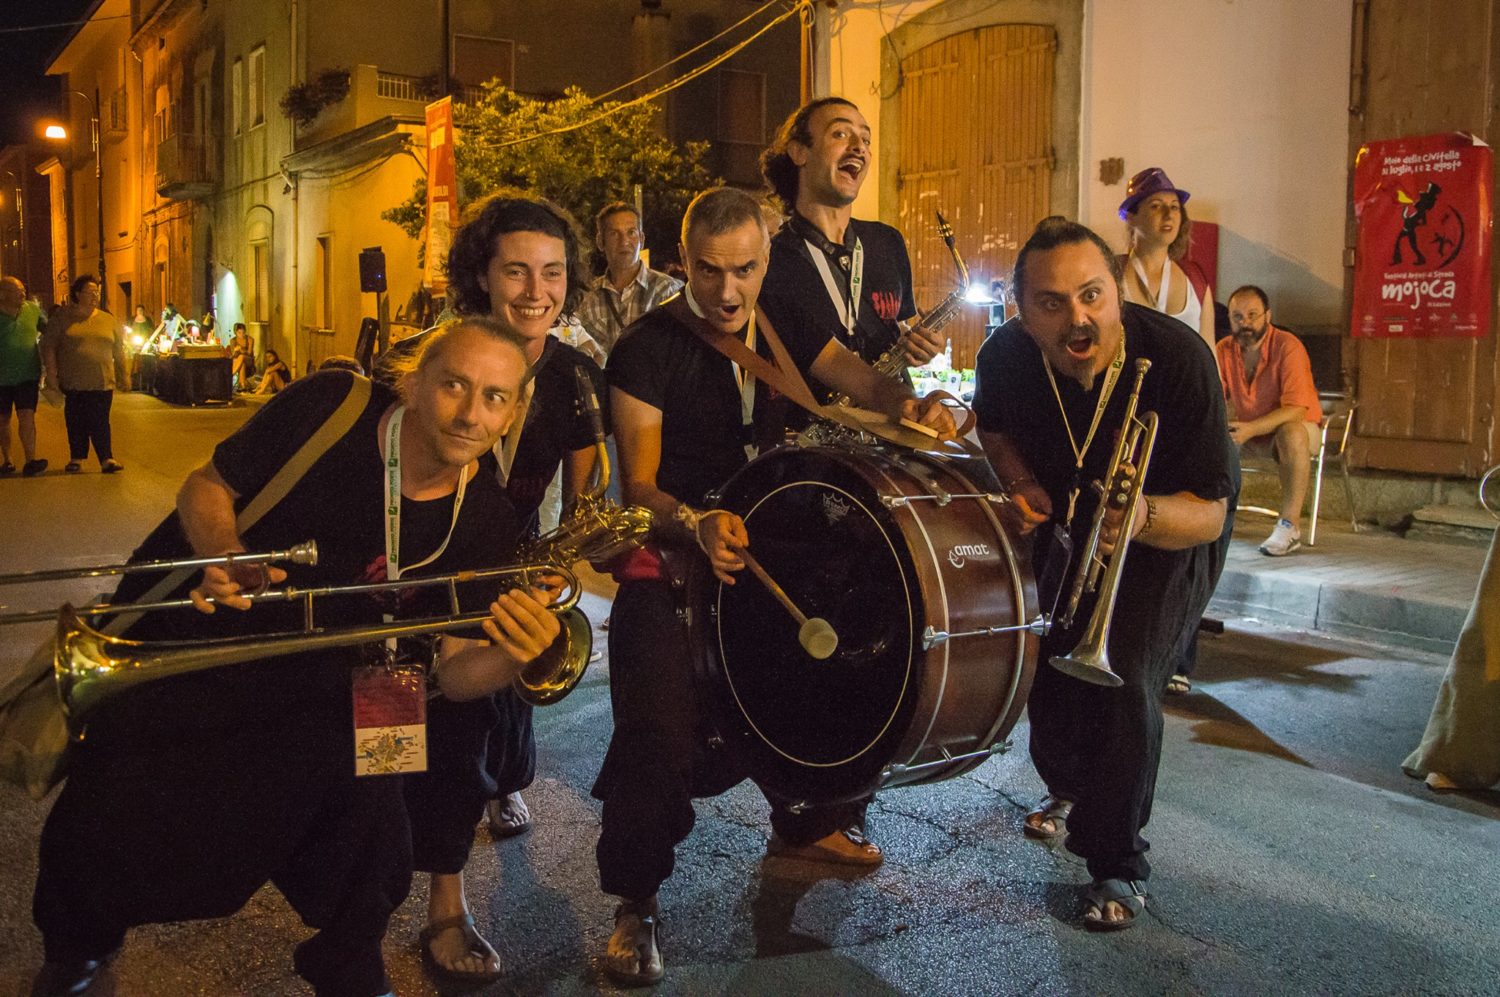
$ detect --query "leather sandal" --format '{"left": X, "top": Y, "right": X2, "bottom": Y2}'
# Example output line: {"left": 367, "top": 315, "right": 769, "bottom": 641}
{"left": 604, "top": 897, "right": 663, "bottom": 986}
{"left": 418, "top": 911, "right": 503, "bottom": 982}
{"left": 766, "top": 825, "right": 884, "bottom": 867}
{"left": 1083, "top": 878, "right": 1148, "bottom": 932}
{"left": 1023, "top": 794, "right": 1072, "bottom": 840}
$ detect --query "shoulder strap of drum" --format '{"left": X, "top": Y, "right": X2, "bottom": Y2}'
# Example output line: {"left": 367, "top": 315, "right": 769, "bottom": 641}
{"left": 663, "top": 296, "right": 823, "bottom": 417}
{"left": 103, "top": 375, "right": 373, "bottom": 635}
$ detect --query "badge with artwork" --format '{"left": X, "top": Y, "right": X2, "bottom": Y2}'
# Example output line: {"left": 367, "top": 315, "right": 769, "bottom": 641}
{"left": 352, "top": 665, "right": 427, "bottom": 775}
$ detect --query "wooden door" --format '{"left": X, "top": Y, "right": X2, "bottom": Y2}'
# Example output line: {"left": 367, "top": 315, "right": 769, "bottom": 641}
{"left": 896, "top": 24, "right": 1055, "bottom": 370}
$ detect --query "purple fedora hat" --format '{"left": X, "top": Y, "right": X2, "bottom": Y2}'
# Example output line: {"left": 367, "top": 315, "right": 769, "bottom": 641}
{"left": 1118, "top": 167, "right": 1191, "bottom": 220}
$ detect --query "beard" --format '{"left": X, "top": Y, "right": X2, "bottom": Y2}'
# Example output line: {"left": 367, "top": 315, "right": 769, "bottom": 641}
{"left": 1234, "top": 325, "right": 1268, "bottom": 346}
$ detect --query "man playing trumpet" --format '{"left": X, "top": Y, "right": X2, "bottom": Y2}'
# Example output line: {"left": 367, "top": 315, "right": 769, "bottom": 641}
{"left": 31, "top": 317, "right": 560, "bottom": 997}
{"left": 972, "top": 218, "right": 1233, "bottom": 931}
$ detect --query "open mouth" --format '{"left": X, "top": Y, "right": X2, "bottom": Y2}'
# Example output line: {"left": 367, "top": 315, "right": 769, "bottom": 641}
{"left": 1064, "top": 333, "right": 1095, "bottom": 359}
{"left": 715, "top": 303, "right": 742, "bottom": 323}
{"left": 838, "top": 158, "right": 864, "bottom": 181}
{"left": 512, "top": 305, "right": 550, "bottom": 321}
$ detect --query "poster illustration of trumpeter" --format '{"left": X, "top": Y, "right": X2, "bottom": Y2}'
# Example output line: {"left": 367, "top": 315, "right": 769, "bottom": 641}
{"left": 1352, "top": 132, "right": 1492, "bottom": 338}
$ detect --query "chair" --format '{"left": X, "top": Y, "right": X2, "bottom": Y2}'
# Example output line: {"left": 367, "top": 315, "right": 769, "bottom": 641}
{"left": 1238, "top": 392, "right": 1358, "bottom": 546}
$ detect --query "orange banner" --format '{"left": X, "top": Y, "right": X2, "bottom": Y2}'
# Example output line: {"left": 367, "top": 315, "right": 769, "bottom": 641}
{"left": 424, "top": 98, "right": 458, "bottom": 293}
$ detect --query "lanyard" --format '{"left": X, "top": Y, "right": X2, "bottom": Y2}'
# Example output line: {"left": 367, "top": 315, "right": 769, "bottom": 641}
{"left": 1042, "top": 336, "right": 1126, "bottom": 521}
{"left": 685, "top": 285, "right": 757, "bottom": 430}
{"left": 807, "top": 236, "right": 863, "bottom": 341}
{"left": 383, "top": 405, "right": 470, "bottom": 581}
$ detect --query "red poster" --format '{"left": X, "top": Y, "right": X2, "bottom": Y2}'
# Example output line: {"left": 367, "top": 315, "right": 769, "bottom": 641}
{"left": 423, "top": 98, "right": 458, "bottom": 294}
{"left": 1351, "top": 132, "right": 1492, "bottom": 338}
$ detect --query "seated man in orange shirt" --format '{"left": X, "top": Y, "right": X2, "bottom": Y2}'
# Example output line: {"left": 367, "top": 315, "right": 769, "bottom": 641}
{"left": 1216, "top": 285, "right": 1323, "bottom": 556}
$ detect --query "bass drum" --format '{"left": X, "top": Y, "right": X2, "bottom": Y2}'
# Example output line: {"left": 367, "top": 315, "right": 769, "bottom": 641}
{"left": 692, "top": 444, "right": 1036, "bottom": 808}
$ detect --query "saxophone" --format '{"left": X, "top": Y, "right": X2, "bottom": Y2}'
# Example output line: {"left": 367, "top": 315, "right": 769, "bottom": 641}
{"left": 833, "top": 210, "right": 970, "bottom": 407}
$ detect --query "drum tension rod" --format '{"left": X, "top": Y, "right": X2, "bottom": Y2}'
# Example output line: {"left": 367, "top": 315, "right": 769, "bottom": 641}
{"left": 922, "top": 616, "right": 1049, "bottom": 650}
{"left": 881, "top": 492, "right": 1009, "bottom": 509}
{"left": 881, "top": 740, "right": 1013, "bottom": 780}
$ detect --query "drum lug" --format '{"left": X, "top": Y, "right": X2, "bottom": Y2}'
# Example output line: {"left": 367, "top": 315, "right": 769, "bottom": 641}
{"left": 922, "top": 626, "right": 948, "bottom": 650}
{"left": 1029, "top": 614, "right": 1050, "bottom": 635}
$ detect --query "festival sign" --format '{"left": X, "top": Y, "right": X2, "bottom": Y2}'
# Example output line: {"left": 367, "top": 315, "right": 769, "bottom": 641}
{"left": 423, "top": 97, "right": 459, "bottom": 294}
{"left": 1351, "top": 132, "right": 1492, "bottom": 338}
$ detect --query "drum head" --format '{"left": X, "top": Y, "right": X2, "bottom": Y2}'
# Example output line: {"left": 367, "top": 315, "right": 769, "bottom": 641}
{"left": 698, "top": 448, "right": 922, "bottom": 804}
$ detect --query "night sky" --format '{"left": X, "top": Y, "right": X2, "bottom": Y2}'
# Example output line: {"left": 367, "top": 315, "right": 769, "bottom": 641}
{"left": 0, "top": 0, "right": 99, "bottom": 146}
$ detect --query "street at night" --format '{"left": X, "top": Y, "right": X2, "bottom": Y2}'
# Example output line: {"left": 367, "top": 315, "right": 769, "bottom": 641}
{"left": 1, "top": 396, "right": 1496, "bottom": 995}
{"left": 5, "top": 1, "right": 1500, "bottom": 995}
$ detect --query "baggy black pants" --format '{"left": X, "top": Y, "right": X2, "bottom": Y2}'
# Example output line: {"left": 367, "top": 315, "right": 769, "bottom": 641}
{"left": 592, "top": 580, "right": 866, "bottom": 902}
{"left": 402, "top": 688, "right": 531, "bottom": 875}
{"left": 62, "top": 389, "right": 113, "bottom": 463}
{"left": 34, "top": 731, "right": 409, "bottom": 997}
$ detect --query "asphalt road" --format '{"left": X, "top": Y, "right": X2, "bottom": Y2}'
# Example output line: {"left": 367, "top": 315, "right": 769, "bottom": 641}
{"left": 1, "top": 392, "right": 1496, "bottom": 996}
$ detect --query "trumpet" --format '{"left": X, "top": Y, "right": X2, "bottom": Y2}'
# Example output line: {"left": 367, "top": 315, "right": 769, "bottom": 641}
{"left": 1049, "top": 358, "right": 1159, "bottom": 688}
{"left": 831, "top": 210, "right": 970, "bottom": 406}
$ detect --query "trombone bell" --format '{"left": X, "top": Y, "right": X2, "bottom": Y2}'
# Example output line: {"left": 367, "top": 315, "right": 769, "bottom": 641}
{"left": 1048, "top": 639, "right": 1125, "bottom": 688}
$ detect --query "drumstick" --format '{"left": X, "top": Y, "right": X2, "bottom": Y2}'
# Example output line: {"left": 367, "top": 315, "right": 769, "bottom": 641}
{"left": 735, "top": 547, "right": 839, "bottom": 660}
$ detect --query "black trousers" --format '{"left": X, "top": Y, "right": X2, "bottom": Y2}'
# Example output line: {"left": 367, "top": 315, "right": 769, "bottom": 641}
{"left": 62, "top": 389, "right": 113, "bottom": 462}
{"left": 1028, "top": 544, "right": 1221, "bottom": 883}
{"left": 1173, "top": 484, "right": 1238, "bottom": 679}
{"left": 485, "top": 687, "right": 536, "bottom": 797}
{"left": 34, "top": 731, "right": 409, "bottom": 997}
{"left": 592, "top": 580, "right": 866, "bottom": 902}
{"left": 403, "top": 687, "right": 532, "bottom": 876}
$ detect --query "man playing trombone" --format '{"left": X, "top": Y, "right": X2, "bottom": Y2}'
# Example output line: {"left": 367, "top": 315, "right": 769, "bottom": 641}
{"left": 972, "top": 217, "right": 1233, "bottom": 931}
{"left": 31, "top": 317, "right": 560, "bottom": 997}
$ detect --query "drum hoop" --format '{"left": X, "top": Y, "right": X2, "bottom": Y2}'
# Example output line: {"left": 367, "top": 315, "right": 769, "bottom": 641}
{"left": 716, "top": 477, "right": 915, "bottom": 769}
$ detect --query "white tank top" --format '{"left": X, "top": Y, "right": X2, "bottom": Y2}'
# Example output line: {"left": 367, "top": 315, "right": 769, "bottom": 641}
{"left": 1131, "top": 255, "right": 1207, "bottom": 349}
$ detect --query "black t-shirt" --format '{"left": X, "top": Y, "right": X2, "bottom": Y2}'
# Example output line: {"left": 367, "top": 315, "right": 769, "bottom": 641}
{"left": 760, "top": 214, "right": 918, "bottom": 398}
{"left": 504, "top": 336, "right": 607, "bottom": 532}
{"left": 96, "top": 370, "right": 518, "bottom": 750}
{"left": 608, "top": 306, "right": 756, "bottom": 508}
{"left": 972, "top": 304, "right": 1235, "bottom": 662}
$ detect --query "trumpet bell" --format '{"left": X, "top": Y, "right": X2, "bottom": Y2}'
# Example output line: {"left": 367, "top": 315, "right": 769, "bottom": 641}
{"left": 514, "top": 607, "right": 594, "bottom": 706}
{"left": 1048, "top": 644, "right": 1125, "bottom": 688}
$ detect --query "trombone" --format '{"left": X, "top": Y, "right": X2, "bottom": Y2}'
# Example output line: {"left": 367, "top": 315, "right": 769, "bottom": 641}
{"left": 1048, "top": 358, "right": 1159, "bottom": 688}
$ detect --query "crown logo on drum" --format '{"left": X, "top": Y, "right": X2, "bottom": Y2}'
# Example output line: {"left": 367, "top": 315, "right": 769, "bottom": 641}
{"left": 821, "top": 492, "right": 851, "bottom": 525}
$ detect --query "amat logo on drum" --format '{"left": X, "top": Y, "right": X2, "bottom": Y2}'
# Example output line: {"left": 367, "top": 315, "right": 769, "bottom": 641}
{"left": 947, "top": 543, "right": 992, "bottom": 568}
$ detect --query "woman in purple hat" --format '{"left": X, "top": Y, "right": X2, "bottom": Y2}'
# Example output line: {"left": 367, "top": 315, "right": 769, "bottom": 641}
{"left": 1119, "top": 167, "right": 1215, "bottom": 354}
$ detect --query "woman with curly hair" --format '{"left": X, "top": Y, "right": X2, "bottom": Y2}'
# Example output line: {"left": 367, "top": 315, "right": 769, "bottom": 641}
{"left": 394, "top": 195, "right": 607, "bottom": 986}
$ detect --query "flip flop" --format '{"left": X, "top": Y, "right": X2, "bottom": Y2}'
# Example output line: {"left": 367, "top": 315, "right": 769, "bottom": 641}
{"left": 418, "top": 912, "right": 503, "bottom": 982}
{"left": 1083, "top": 878, "right": 1148, "bottom": 932}
{"left": 485, "top": 791, "right": 532, "bottom": 837}
{"left": 1023, "top": 794, "right": 1072, "bottom": 840}
{"left": 1165, "top": 673, "right": 1191, "bottom": 695}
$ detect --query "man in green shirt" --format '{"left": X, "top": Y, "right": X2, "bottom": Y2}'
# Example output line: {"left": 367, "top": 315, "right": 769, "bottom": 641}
{"left": 0, "top": 276, "right": 47, "bottom": 476}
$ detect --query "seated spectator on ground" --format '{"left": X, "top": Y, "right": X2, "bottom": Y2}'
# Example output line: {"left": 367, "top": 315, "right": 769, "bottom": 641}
{"left": 1216, "top": 285, "right": 1322, "bottom": 556}
{"left": 254, "top": 349, "right": 291, "bottom": 394}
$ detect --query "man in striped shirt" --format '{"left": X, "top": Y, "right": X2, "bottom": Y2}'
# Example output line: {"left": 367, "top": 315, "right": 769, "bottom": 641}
{"left": 575, "top": 201, "right": 682, "bottom": 354}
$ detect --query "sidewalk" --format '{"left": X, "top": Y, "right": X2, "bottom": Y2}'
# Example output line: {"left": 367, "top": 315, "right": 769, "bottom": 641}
{"left": 1208, "top": 517, "right": 1487, "bottom": 655}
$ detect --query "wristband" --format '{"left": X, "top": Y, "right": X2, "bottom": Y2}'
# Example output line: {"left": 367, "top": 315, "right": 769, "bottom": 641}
{"left": 673, "top": 503, "right": 706, "bottom": 534}
{"left": 1137, "top": 496, "right": 1158, "bottom": 539}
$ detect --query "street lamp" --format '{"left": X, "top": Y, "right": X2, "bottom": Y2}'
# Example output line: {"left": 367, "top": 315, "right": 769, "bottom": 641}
{"left": 46, "top": 89, "right": 105, "bottom": 308}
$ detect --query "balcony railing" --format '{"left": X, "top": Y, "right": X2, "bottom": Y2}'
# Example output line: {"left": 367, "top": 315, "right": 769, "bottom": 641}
{"left": 155, "top": 132, "right": 217, "bottom": 200}
{"left": 375, "top": 71, "right": 431, "bottom": 103}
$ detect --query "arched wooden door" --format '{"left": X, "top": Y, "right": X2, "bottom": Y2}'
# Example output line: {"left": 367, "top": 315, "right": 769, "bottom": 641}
{"left": 897, "top": 24, "right": 1055, "bottom": 369}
